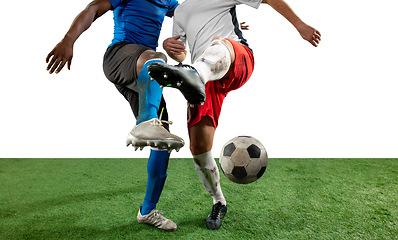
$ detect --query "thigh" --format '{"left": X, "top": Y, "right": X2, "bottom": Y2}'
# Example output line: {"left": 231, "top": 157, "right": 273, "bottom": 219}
{"left": 103, "top": 42, "right": 152, "bottom": 91}
{"left": 221, "top": 38, "right": 255, "bottom": 92}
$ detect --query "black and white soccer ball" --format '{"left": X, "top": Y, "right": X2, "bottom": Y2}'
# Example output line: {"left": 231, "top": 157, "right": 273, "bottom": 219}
{"left": 219, "top": 136, "right": 268, "bottom": 184}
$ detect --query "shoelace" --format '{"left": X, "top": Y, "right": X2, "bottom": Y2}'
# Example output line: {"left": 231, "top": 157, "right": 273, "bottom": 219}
{"left": 156, "top": 108, "right": 173, "bottom": 126}
{"left": 152, "top": 210, "right": 164, "bottom": 217}
{"left": 151, "top": 210, "right": 166, "bottom": 224}
{"left": 209, "top": 202, "right": 223, "bottom": 219}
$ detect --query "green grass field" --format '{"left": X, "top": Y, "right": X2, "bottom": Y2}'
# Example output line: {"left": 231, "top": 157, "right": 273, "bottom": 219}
{"left": 1, "top": 158, "right": 397, "bottom": 239}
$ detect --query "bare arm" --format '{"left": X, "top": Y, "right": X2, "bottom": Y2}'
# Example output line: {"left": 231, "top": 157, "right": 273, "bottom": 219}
{"left": 163, "top": 36, "right": 187, "bottom": 63}
{"left": 262, "top": 0, "right": 321, "bottom": 47}
{"left": 46, "top": 0, "right": 113, "bottom": 74}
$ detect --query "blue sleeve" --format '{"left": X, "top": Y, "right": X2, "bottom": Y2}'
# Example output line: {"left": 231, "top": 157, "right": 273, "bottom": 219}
{"left": 166, "top": 0, "right": 179, "bottom": 17}
{"left": 108, "top": 0, "right": 124, "bottom": 9}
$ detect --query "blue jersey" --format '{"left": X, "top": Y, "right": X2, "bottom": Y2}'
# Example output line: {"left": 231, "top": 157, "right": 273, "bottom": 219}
{"left": 108, "top": 0, "right": 179, "bottom": 49}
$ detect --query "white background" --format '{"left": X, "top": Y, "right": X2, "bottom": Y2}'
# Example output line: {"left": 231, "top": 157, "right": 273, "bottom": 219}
{"left": 1, "top": 0, "right": 397, "bottom": 158}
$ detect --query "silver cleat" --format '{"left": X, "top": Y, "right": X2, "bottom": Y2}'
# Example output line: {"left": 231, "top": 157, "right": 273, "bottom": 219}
{"left": 126, "top": 118, "right": 185, "bottom": 152}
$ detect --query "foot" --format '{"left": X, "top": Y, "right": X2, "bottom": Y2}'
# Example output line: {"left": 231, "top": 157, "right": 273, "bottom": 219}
{"left": 137, "top": 208, "right": 178, "bottom": 232}
{"left": 206, "top": 202, "right": 227, "bottom": 230}
{"left": 126, "top": 118, "right": 184, "bottom": 153}
{"left": 148, "top": 63, "right": 206, "bottom": 105}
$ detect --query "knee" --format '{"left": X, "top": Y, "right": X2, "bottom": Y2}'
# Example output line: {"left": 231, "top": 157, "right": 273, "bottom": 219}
{"left": 140, "top": 50, "right": 167, "bottom": 64}
{"left": 189, "top": 136, "right": 209, "bottom": 156}
{"left": 212, "top": 36, "right": 225, "bottom": 42}
{"left": 190, "top": 140, "right": 211, "bottom": 156}
{"left": 210, "top": 37, "right": 235, "bottom": 63}
{"left": 137, "top": 50, "right": 167, "bottom": 74}
{"left": 151, "top": 51, "right": 167, "bottom": 62}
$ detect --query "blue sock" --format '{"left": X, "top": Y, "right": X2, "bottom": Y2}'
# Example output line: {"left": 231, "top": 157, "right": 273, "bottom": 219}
{"left": 141, "top": 149, "right": 170, "bottom": 215}
{"left": 136, "top": 59, "right": 165, "bottom": 125}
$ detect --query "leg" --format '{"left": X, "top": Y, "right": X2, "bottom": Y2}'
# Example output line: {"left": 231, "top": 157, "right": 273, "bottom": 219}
{"left": 125, "top": 49, "right": 184, "bottom": 151}
{"left": 133, "top": 51, "right": 179, "bottom": 230}
{"left": 103, "top": 44, "right": 178, "bottom": 232}
{"left": 103, "top": 42, "right": 174, "bottom": 132}
{"left": 189, "top": 116, "right": 227, "bottom": 230}
{"left": 141, "top": 149, "right": 170, "bottom": 215}
{"left": 135, "top": 50, "right": 167, "bottom": 125}
{"left": 186, "top": 39, "right": 255, "bottom": 230}
{"left": 116, "top": 83, "right": 173, "bottom": 215}
{"left": 103, "top": 43, "right": 165, "bottom": 122}
{"left": 189, "top": 116, "right": 225, "bottom": 204}
{"left": 189, "top": 116, "right": 215, "bottom": 155}
{"left": 135, "top": 52, "right": 178, "bottom": 230}
{"left": 136, "top": 148, "right": 177, "bottom": 232}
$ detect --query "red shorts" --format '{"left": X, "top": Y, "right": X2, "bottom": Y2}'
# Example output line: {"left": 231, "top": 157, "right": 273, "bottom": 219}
{"left": 187, "top": 39, "right": 255, "bottom": 129}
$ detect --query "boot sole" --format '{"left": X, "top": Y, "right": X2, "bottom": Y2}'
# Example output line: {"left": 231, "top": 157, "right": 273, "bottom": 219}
{"left": 126, "top": 133, "right": 183, "bottom": 152}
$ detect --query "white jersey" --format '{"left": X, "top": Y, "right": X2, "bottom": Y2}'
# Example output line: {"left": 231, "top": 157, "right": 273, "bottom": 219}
{"left": 173, "top": 0, "right": 261, "bottom": 63}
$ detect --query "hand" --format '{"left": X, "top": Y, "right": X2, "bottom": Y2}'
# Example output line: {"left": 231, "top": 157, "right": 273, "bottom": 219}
{"left": 163, "top": 36, "right": 186, "bottom": 55}
{"left": 46, "top": 38, "right": 74, "bottom": 74}
{"left": 240, "top": 22, "right": 249, "bottom": 30}
{"left": 297, "top": 23, "right": 321, "bottom": 47}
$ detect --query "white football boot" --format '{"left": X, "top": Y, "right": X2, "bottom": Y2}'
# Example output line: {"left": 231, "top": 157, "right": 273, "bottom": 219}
{"left": 137, "top": 209, "right": 178, "bottom": 231}
{"left": 126, "top": 118, "right": 184, "bottom": 153}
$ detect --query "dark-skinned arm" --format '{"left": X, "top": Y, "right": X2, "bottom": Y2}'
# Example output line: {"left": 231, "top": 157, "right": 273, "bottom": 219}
{"left": 46, "top": 0, "right": 113, "bottom": 74}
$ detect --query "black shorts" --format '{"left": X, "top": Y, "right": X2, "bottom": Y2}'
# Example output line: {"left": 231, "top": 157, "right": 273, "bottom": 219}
{"left": 102, "top": 42, "right": 169, "bottom": 123}
{"left": 103, "top": 42, "right": 151, "bottom": 90}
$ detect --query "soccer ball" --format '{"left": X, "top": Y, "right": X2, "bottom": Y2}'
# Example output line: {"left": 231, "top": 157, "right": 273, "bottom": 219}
{"left": 219, "top": 136, "right": 268, "bottom": 184}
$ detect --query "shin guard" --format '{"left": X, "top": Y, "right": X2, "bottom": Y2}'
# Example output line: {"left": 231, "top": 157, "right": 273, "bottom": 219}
{"left": 193, "top": 151, "right": 226, "bottom": 205}
{"left": 136, "top": 59, "right": 165, "bottom": 125}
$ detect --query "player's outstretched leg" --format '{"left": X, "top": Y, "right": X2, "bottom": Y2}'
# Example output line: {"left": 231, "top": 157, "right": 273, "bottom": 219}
{"left": 127, "top": 58, "right": 184, "bottom": 152}
{"left": 137, "top": 149, "right": 178, "bottom": 231}
{"left": 148, "top": 62, "right": 206, "bottom": 105}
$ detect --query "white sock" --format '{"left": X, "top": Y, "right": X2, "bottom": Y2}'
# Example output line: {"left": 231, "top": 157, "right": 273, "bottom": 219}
{"left": 192, "top": 39, "right": 232, "bottom": 84}
{"left": 193, "top": 151, "right": 226, "bottom": 205}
